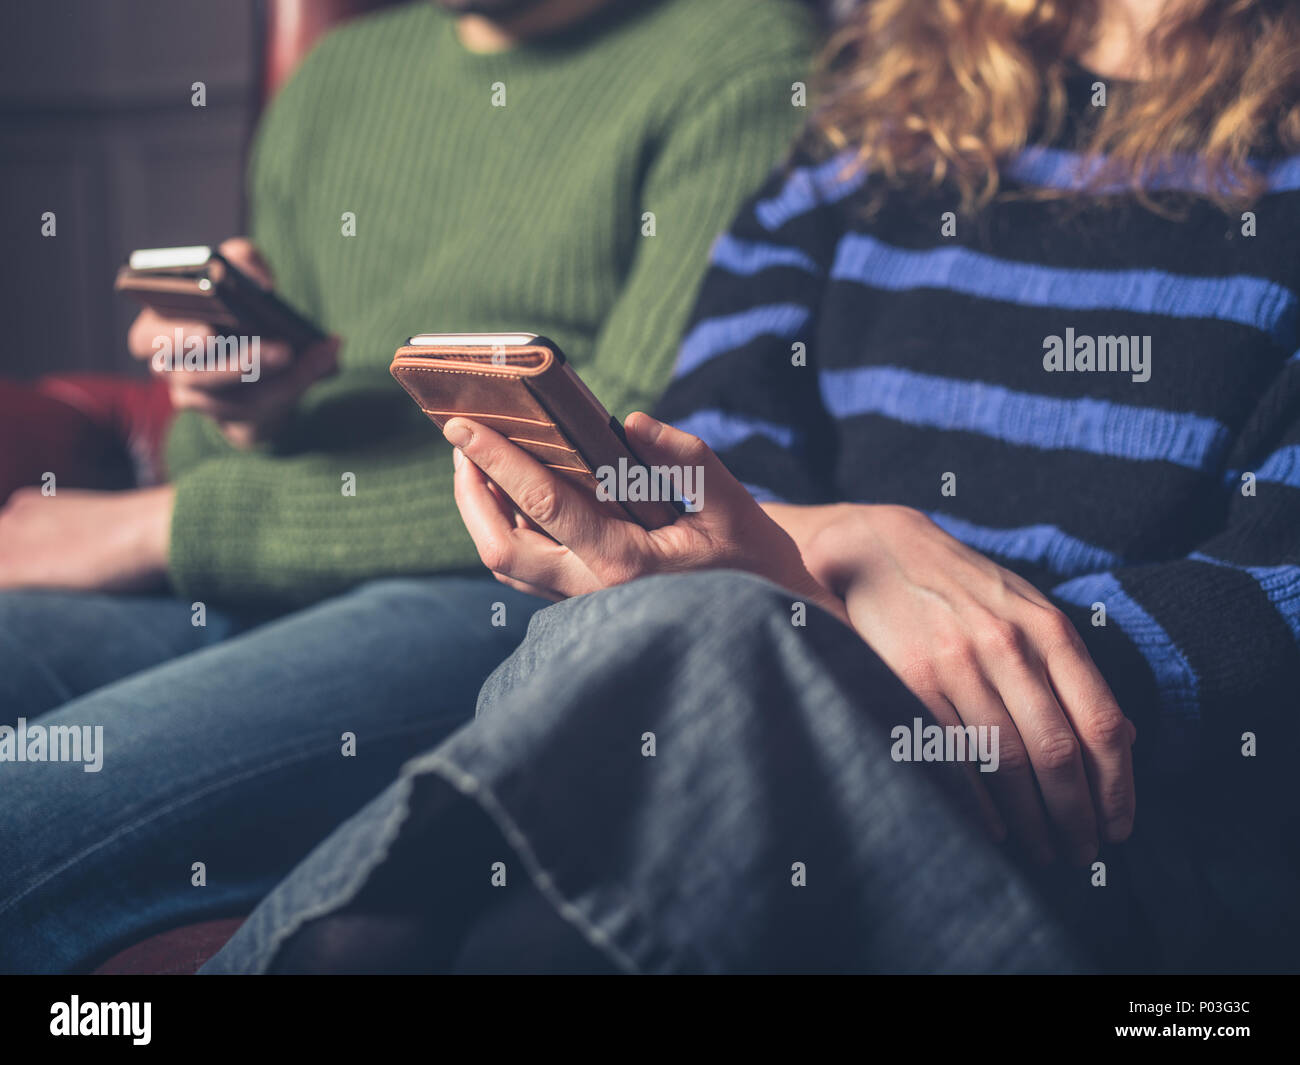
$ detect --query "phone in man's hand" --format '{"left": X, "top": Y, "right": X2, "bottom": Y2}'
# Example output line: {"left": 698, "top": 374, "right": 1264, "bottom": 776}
{"left": 115, "top": 245, "right": 325, "bottom": 350}
{"left": 390, "top": 332, "right": 681, "bottom": 530}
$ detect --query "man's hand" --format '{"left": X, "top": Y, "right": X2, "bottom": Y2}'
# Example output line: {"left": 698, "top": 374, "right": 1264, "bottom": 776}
{"left": 126, "top": 237, "right": 339, "bottom": 449}
{"left": 0, "top": 485, "right": 174, "bottom": 592}
{"left": 799, "top": 503, "right": 1138, "bottom": 866}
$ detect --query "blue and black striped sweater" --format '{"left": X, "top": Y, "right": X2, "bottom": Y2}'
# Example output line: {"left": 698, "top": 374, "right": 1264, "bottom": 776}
{"left": 655, "top": 75, "right": 1300, "bottom": 775}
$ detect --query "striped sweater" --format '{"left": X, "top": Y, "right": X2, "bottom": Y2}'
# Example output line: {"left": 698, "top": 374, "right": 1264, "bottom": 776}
{"left": 655, "top": 70, "right": 1300, "bottom": 775}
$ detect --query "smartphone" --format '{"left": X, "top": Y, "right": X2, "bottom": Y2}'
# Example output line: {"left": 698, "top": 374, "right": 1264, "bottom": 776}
{"left": 390, "top": 333, "right": 681, "bottom": 530}
{"left": 115, "top": 245, "right": 325, "bottom": 349}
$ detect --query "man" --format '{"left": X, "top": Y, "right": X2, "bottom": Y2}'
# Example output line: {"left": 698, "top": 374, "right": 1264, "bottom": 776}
{"left": 0, "top": 0, "right": 815, "bottom": 972}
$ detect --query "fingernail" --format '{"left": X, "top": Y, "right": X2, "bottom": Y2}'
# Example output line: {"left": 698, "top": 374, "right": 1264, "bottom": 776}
{"left": 453, "top": 447, "right": 464, "bottom": 470}
{"left": 443, "top": 420, "right": 471, "bottom": 448}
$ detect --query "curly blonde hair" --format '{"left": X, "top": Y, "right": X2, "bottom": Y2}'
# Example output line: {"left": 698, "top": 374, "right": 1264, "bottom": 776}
{"left": 812, "top": 0, "right": 1300, "bottom": 212}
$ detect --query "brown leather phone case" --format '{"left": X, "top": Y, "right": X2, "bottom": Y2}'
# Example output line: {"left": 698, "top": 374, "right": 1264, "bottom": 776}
{"left": 390, "top": 335, "right": 680, "bottom": 530}
{"left": 115, "top": 250, "right": 324, "bottom": 349}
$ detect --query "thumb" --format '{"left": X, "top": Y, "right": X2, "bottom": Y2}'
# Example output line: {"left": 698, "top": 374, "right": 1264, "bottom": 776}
{"left": 623, "top": 411, "right": 756, "bottom": 531}
{"left": 217, "top": 237, "right": 274, "bottom": 288}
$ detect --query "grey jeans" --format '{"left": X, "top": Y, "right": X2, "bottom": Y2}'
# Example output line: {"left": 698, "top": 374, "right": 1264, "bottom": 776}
{"left": 203, "top": 570, "right": 1297, "bottom": 974}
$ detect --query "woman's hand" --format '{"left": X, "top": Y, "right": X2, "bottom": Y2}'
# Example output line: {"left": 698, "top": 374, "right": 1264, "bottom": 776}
{"left": 126, "top": 237, "right": 339, "bottom": 450}
{"left": 446, "top": 411, "right": 847, "bottom": 621}
{"left": 0, "top": 485, "right": 174, "bottom": 592}
{"left": 800, "top": 503, "right": 1138, "bottom": 865}
{"left": 448, "top": 412, "right": 1135, "bottom": 865}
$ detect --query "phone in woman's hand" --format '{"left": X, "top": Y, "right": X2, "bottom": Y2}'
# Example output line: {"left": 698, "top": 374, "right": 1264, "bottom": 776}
{"left": 390, "top": 333, "right": 680, "bottom": 530}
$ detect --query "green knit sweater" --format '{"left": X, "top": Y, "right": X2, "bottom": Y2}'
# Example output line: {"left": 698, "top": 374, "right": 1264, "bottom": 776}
{"left": 165, "top": 0, "right": 813, "bottom": 609}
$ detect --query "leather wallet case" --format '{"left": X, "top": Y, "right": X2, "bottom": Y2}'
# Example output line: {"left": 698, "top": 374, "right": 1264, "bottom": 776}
{"left": 390, "top": 335, "right": 680, "bottom": 530}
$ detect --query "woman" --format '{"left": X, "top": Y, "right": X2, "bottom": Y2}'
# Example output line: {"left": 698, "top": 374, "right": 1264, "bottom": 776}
{"left": 208, "top": 0, "right": 1300, "bottom": 973}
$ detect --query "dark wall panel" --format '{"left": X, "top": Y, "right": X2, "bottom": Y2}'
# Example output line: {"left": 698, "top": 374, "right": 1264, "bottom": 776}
{"left": 0, "top": 0, "right": 259, "bottom": 379}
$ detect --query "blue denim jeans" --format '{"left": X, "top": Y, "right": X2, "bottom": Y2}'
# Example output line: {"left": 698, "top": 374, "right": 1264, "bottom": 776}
{"left": 207, "top": 570, "right": 1300, "bottom": 974}
{"left": 0, "top": 577, "right": 546, "bottom": 973}
{"left": 205, "top": 572, "right": 1083, "bottom": 973}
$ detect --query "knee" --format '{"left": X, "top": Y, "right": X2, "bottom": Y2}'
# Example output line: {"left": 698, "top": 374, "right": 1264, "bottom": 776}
{"left": 640, "top": 569, "right": 796, "bottom": 619}
{"left": 343, "top": 577, "right": 542, "bottom": 629}
{"left": 539, "top": 569, "right": 799, "bottom": 640}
